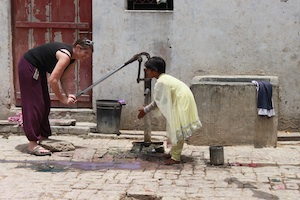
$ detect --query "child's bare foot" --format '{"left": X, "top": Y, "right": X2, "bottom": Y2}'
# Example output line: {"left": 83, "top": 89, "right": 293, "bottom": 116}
{"left": 162, "top": 154, "right": 171, "bottom": 159}
{"left": 162, "top": 158, "right": 180, "bottom": 165}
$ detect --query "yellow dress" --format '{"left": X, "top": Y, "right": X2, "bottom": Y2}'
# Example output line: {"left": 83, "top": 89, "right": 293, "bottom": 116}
{"left": 153, "top": 74, "right": 202, "bottom": 145}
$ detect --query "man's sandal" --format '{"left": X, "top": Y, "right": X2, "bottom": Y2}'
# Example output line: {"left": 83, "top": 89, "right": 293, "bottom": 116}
{"left": 29, "top": 145, "right": 52, "bottom": 156}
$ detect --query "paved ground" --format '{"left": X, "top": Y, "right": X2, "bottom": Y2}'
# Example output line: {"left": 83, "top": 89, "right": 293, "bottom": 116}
{"left": 0, "top": 133, "right": 300, "bottom": 200}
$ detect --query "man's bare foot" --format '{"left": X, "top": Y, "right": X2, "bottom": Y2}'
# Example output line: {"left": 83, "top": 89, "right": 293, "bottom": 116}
{"left": 28, "top": 141, "right": 39, "bottom": 151}
{"left": 38, "top": 137, "right": 49, "bottom": 144}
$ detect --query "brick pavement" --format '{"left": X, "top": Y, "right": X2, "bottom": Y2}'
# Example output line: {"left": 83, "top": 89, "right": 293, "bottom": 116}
{"left": 0, "top": 134, "right": 300, "bottom": 199}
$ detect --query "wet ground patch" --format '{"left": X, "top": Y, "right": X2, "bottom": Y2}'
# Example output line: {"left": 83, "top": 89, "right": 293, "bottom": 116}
{"left": 121, "top": 194, "right": 162, "bottom": 200}
{"left": 10, "top": 141, "right": 195, "bottom": 172}
{"left": 0, "top": 159, "right": 141, "bottom": 172}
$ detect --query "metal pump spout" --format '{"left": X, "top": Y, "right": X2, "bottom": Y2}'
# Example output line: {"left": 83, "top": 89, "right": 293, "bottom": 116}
{"left": 144, "top": 88, "right": 150, "bottom": 95}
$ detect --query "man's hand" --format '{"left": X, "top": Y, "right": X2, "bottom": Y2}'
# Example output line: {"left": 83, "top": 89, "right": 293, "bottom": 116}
{"left": 62, "top": 94, "right": 77, "bottom": 105}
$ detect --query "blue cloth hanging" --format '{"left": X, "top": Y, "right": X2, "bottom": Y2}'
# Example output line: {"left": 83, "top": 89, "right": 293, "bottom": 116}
{"left": 252, "top": 80, "right": 275, "bottom": 117}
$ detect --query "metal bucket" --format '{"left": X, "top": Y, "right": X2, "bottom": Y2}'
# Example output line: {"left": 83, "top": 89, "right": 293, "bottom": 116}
{"left": 209, "top": 146, "right": 224, "bottom": 165}
{"left": 96, "top": 100, "right": 122, "bottom": 134}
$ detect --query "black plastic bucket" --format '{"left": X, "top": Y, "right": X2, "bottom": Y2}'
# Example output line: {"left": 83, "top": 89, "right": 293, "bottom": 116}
{"left": 209, "top": 146, "right": 224, "bottom": 165}
{"left": 96, "top": 100, "right": 122, "bottom": 134}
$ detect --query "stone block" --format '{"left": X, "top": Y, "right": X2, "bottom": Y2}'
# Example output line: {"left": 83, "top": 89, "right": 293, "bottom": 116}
{"left": 188, "top": 75, "right": 278, "bottom": 147}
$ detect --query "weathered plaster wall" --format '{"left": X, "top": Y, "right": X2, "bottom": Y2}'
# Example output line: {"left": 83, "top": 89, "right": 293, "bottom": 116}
{"left": 92, "top": 0, "right": 300, "bottom": 131}
{"left": 1, "top": 1, "right": 299, "bottom": 132}
{"left": 0, "top": 0, "right": 13, "bottom": 118}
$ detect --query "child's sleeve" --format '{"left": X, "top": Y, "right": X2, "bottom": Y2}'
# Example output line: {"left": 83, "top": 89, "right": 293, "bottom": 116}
{"left": 144, "top": 101, "right": 157, "bottom": 113}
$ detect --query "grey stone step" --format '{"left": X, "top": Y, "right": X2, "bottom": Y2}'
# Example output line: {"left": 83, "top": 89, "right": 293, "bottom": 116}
{"left": 0, "top": 120, "right": 166, "bottom": 142}
{"left": 0, "top": 119, "right": 94, "bottom": 135}
{"left": 277, "top": 131, "right": 300, "bottom": 141}
{"left": 2, "top": 119, "right": 299, "bottom": 142}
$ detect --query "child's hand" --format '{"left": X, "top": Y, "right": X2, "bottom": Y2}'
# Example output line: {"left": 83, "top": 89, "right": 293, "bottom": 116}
{"left": 138, "top": 108, "right": 146, "bottom": 119}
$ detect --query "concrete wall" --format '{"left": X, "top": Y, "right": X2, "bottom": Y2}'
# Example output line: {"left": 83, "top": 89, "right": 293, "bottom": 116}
{"left": 92, "top": 0, "right": 300, "bottom": 131}
{"left": 1, "top": 1, "right": 300, "bottom": 132}
{"left": 0, "top": 0, "right": 14, "bottom": 119}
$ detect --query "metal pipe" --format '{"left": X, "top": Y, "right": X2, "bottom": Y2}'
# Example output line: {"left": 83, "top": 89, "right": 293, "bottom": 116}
{"left": 75, "top": 53, "right": 146, "bottom": 98}
{"left": 135, "top": 52, "right": 152, "bottom": 147}
{"left": 76, "top": 63, "right": 126, "bottom": 98}
{"left": 143, "top": 77, "right": 152, "bottom": 146}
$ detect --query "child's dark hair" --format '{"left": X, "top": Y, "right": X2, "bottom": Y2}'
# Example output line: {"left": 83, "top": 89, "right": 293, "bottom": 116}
{"left": 144, "top": 56, "right": 166, "bottom": 73}
{"left": 74, "top": 37, "right": 94, "bottom": 52}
